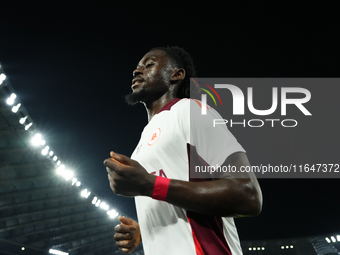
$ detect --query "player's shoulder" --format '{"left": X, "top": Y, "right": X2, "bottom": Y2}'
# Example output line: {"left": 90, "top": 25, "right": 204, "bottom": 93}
{"left": 173, "top": 98, "right": 216, "bottom": 117}
{"left": 173, "top": 98, "right": 208, "bottom": 111}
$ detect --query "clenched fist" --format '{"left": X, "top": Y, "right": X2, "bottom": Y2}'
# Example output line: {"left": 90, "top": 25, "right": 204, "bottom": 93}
{"left": 114, "top": 216, "right": 141, "bottom": 254}
{"left": 104, "top": 151, "right": 156, "bottom": 197}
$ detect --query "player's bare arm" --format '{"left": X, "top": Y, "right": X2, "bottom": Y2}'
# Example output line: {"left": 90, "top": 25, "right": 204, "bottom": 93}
{"left": 104, "top": 151, "right": 262, "bottom": 217}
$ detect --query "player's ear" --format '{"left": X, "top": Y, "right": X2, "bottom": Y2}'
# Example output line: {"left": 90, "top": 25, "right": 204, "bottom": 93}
{"left": 171, "top": 68, "right": 185, "bottom": 83}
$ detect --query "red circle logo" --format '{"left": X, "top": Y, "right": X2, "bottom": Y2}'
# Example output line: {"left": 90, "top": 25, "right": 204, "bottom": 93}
{"left": 148, "top": 128, "right": 161, "bottom": 146}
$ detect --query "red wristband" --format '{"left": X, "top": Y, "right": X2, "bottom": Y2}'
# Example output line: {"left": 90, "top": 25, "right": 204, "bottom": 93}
{"left": 152, "top": 176, "right": 170, "bottom": 201}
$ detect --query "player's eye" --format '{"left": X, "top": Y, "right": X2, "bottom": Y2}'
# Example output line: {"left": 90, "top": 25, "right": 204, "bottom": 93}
{"left": 145, "top": 63, "right": 154, "bottom": 68}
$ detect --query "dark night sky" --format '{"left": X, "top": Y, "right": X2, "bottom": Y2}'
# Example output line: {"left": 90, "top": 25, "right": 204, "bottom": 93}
{"left": 0, "top": 1, "right": 339, "bottom": 241}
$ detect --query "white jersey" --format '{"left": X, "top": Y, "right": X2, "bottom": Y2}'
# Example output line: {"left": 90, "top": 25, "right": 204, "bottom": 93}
{"left": 132, "top": 98, "right": 245, "bottom": 255}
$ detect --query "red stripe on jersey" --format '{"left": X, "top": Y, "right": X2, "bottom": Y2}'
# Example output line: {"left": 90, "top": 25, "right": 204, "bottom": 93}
{"left": 187, "top": 213, "right": 204, "bottom": 255}
{"left": 186, "top": 144, "right": 232, "bottom": 255}
{"left": 187, "top": 211, "right": 232, "bottom": 255}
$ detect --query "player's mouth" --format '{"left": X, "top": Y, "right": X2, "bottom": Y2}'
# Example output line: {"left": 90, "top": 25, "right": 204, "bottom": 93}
{"left": 132, "top": 78, "right": 145, "bottom": 89}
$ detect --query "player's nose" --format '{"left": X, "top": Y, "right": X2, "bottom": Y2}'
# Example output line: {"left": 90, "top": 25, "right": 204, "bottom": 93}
{"left": 133, "top": 67, "right": 143, "bottom": 78}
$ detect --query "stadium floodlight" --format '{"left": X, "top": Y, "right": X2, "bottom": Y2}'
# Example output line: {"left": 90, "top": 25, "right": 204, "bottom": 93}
{"left": 31, "top": 133, "right": 43, "bottom": 146}
{"left": 290, "top": 245, "right": 293, "bottom": 248}
{"left": 49, "top": 151, "right": 54, "bottom": 156}
{"left": 21, "top": 247, "right": 25, "bottom": 250}
{"left": 19, "top": 116, "right": 27, "bottom": 124}
{"left": 62, "top": 170, "right": 74, "bottom": 181}
{"left": 325, "top": 237, "right": 331, "bottom": 243}
{"left": 57, "top": 160, "right": 61, "bottom": 165}
{"left": 48, "top": 249, "right": 69, "bottom": 255}
{"left": 248, "top": 248, "right": 251, "bottom": 251}
{"left": 92, "top": 197, "right": 98, "bottom": 204}
{"left": 41, "top": 146, "right": 49, "bottom": 155}
{"left": 95, "top": 199, "right": 101, "bottom": 207}
{"left": 281, "top": 246, "right": 284, "bottom": 249}
{"left": 56, "top": 164, "right": 65, "bottom": 175}
{"left": 53, "top": 156, "right": 58, "bottom": 161}
{"left": 337, "top": 235, "right": 340, "bottom": 242}
{"left": 0, "top": 73, "right": 6, "bottom": 85}
{"left": 261, "top": 247, "right": 265, "bottom": 250}
{"left": 257, "top": 247, "right": 260, "bottom": 250}
{"left": 81, "top": 189, "right": 90, "bottom": 198}
{"left": 71, "top": 178, "right": 77, "bottom": 186}
{"left": 81, "top": 189, "right": 87, "bottom": 198}
{"left": 6, "top": 93, "right": 16, "bottom": 105}
{"left": 76, "top": 181, "right": 81, "bottom": 186}
{"left": 25, "top": 123, "right": 32, "bottom": 130}
{"left": 100, "top": 202, "right": 109, "bottom": 211}
{"left": 107, "top": 209, "right": 119, "bottom": 219}
{"left": 331, "top": 236, "right": 336, "bottom": 243}
{"left": 11, "top": 103, "right": 21, "bottom": 113}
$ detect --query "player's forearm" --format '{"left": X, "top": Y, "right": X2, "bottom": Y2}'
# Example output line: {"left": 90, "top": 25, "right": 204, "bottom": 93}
{"left": 144, "top": 152, "right": 262, "bottom": 217}
{"left": 164, "top": 177, "right": 262, "bottom": 217}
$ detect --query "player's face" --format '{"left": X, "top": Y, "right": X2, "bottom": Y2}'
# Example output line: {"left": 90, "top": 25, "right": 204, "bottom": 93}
{"left": 125, "top": 50, "right": 173, "bottom": 105}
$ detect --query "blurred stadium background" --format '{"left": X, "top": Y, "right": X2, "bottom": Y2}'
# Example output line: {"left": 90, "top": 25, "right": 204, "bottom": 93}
{"left": 1, "top": 64, "right": 339, "bottom": 255}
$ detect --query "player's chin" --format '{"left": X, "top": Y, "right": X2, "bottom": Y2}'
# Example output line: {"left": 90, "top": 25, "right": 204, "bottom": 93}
{"left": 132, "top": 83, "right": 143, "bottom": 92}
{"left": 125, "top": 89, "right": 146, "bottom": 105}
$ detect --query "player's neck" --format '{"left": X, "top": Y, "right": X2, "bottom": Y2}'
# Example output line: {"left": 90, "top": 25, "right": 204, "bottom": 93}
{"left": 144, "top": 93, "right": 177, "bottom": 122}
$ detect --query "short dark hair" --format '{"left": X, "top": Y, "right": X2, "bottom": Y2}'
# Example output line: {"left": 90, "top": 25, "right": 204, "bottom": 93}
{"left": 150, "top": 46, "right": 196, "bottom": 98}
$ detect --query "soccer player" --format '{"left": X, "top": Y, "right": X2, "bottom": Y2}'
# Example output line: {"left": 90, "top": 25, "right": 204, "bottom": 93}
{"left": 104, "top": 46, "right": 262, "bottom": 254}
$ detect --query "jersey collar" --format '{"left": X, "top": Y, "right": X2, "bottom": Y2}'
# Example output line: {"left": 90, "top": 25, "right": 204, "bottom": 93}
{"left": 157, "top": 98, "right": 182, "bottom": 114}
